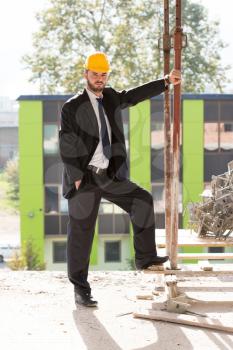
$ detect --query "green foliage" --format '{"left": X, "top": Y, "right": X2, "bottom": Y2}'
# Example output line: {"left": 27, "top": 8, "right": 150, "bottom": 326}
{"left": 7, "top": 237, "right": 46, "bottom": 271}
{"left": 22, "top": 0, "right": 230, "bottom": 93}
{"left": 7, "top": 250, "right": 26, "bottom": 270}
{"left": 21, "top": 238, "right": 46, "bottom": 270}
{"left": 4, "top": 155, "right": 19, "bottom": 202}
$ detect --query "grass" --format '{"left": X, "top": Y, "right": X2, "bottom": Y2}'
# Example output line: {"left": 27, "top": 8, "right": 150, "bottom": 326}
{"left": 0, "top": 171, "right": 19, "bottom": 214}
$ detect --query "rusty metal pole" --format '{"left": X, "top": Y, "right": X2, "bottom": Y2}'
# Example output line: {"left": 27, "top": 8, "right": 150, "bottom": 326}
{"left": 163, "top": 0, "right": 172, "bottom": 257}
{"left": 170, "top": 0, "right": 183, "bottom": 269}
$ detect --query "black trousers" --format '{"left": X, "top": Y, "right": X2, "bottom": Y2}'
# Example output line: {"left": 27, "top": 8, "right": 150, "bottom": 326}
{"left": 67, "top": 168, "right": 158, "bottom": 293}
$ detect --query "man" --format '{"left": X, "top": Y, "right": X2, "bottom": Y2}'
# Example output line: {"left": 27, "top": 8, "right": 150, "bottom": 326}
{"left": 59, "top": 52, "right": 181, "bottom": 307}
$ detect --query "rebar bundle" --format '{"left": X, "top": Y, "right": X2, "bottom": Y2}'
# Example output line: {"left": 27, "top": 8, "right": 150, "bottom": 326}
{"left": 189, "top": 161, "right": 233, "bottom": 239}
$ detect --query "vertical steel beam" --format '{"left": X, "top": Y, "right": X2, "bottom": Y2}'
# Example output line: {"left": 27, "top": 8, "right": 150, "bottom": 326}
{"left": 170, "top": 0, "right": 183, "bottom": 269}
{"left": 163, "top": 0, "right": 172, "bottom": 256}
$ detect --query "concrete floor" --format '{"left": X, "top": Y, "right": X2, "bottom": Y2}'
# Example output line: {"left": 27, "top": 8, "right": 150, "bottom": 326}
{"left": 0, "top": 270, "right": 233, "bottom": 350}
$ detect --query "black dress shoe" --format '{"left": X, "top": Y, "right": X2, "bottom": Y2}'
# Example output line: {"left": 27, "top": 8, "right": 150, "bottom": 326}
{"left": 137, "top": 255, "right": 169, "bottom": 270}
{"left": 74, "top": 289, "right": 98, "bottom": 307}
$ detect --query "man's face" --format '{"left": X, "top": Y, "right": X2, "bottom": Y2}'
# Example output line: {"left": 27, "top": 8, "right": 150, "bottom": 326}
{"left": 84, "top": 70, "right": 109, "bottom": 93}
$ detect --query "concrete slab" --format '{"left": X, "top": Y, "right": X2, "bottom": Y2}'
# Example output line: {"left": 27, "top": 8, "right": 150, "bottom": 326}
{"left": 0, "top": 270, "right": 233, "bottom": 350}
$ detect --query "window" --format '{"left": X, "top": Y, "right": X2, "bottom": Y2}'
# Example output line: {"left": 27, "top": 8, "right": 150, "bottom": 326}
{"left": 151, "top": 148, "right": 164, "bottom": 182}
{"left": 44, "top": 124, "right": 58, "bottom": 155}
{"left": 45, "top": 186, "right": 58, "bottom": 214}
{"left": 53, "top": 241, "right": 67, "bottom": 263}
{"left": 204, "top": 100, "right": 218, "bottom": 122}
{"left": 152, "top": 183, "right": 182, "bottom": 214}
{"left": 45, "top": 216, "right": 59, "bottom": 235}
{"left": 60, "top": 196, "right": 68, "bottom": 213}
{"left": 99, "top": 199, "right": 129, "bottom": 234}
{"left": 99, "top": 199, "right": 125, "bottom": 214}
{"left": 204, "top": 123, "right": 219, "bottom": 151}
{"left": 99, "top": 214, "right": 113, "bottom": 233}
{"left": 151, "top": 122, "right": 164, "bottom": 150}
{"left": 208, "top": 247, "right": 224, "bottom": 261}
{"left": 220, "top": 101, "right": 233, "bottom": 122}
{"left": 204, "top": 152, "right": 233, "bottom": 181}
{"left": 44, "top": 155, "right": 62, "bottom": 184}
{"left": 152, "top": 183, "right": 164, "bottom": 213}
{"left": 45, "top": 186, "right": 69, "bottom": 236}
{"left": 204, "top": 100, "right": 233, "bottom": 152}
{"left": 220, "top": 123, "right": 233, "bottom": 151}
{"left": 104, "top": 241, "right": 121, "bottom": 262}
{"left": 43, "top": 101, "right": 62, "bottom": 123}
{"left": 122, "top": 107, "right": 129, "bottom": 158}
{"left": 99, "top": 199, "right": 114, "bottom": 214}
{"left": 115, "top": 215, "right": 129, "bottom": 234}
{"left": 208, "top": 247, "right": 224, "bottom": 253}
{"left": 61, "top": 216, "right": 69, "bottom": 235}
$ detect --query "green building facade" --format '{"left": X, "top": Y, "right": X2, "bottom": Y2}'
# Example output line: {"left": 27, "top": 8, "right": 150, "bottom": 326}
{"left": 17, "top": 94, "right": 233, "bottom": 270}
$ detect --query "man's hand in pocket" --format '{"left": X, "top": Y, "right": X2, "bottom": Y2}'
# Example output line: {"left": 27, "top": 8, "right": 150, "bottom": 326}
{"left": 75, "top": 179, "right": 82, "bottom": 190}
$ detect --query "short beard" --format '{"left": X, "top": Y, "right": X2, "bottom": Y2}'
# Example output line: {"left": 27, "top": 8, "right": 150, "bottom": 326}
{"left": 87, "top": 79, "right": 105, "bottom": 93}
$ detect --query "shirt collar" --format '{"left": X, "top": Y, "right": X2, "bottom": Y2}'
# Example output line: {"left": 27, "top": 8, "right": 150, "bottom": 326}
{"left": 85, "top": 87, "right": 103, "bottom": 101}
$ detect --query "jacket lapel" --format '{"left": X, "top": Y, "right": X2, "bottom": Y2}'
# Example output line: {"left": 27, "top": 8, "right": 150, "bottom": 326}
{"left": 80, "top": 89, "right": 99, "bottom": 138}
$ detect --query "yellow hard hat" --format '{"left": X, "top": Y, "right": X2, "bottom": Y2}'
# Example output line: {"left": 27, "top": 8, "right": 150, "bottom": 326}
{"left": 84, "top": 52, "right": 111, "bottom": 73}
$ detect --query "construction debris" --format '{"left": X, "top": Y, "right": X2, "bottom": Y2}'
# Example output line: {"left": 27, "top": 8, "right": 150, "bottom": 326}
{"left": 189, "top": 160, "right": 233, "bottom": 239}
{"left": 136, "top": 294, "right": 154, "bottom": 300}
{"left": 133, "top": 309, "right": 233, "bottom": 333}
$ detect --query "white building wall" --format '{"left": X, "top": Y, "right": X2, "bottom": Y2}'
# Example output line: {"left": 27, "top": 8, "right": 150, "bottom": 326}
{"left": 44, "top": 235, "right": 132, "bottom": 271}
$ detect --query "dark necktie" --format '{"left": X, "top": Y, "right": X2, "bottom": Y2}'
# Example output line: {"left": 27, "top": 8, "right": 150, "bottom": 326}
{"left": 96, "top": 97, "right": 111, "bottom": 159}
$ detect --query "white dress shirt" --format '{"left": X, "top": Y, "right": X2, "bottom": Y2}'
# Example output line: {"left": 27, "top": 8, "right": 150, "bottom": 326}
{"left": 85, "top": 86, "right": 112, "bottom": 169}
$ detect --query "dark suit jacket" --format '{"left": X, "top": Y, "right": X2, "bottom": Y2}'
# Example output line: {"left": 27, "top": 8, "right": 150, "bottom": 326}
{"left": 59, "top": 78, "right": 167, "bottom": 199}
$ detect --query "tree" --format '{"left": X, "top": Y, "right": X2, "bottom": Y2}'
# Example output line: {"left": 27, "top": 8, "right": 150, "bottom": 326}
{"left": 22, "top": 0, "right": 230, "bottom": 93}
{"left": 4, "top": 155, "right": 19, "bottom": 201}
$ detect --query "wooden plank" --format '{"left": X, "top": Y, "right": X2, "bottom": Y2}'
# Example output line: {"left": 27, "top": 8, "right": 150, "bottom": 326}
{"left": 156, "top": 229, "right": 233, "bottom": 248}
{"left": 144, "top": 269, "right": 233, "bottom": 277}
{"left": 143, "top": 264, "right": 233, "bottom": 276}
{"left": 133, "top": 309, "right": 233, "bottom": 333}
{"left": 178, "top": 253, "right": 233, "bottom": 260}
{"left": 157, "top": 235, "right": 233, "bottom": 248}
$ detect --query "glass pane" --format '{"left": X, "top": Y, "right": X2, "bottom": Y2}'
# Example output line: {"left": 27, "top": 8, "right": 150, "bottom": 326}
{"left": 60, "top": 196, "right": 68, "bottom": 213}
{"left": 44, "top": 124, "right": 58, "bottom": 154}
{"left": 220, "top": 123, "right": 233, "bottom": 150}
{"left": 114, "top": 214, "right": 129, "bottom": 233}
{"left": 204, "top": 123, "right": 219, "bottom": 151}
{"left": 155, "top": 213, "right": 183, "bottom": 229}
{"left": 152, "top": 183, "right": 165, "bottom": 213}
{"left": 45, "top": 186, "right": 58, "bottom": 214}
{"left": 151, "top": 121, "right": 164, "bottom": 150}
{"left": 105, "top": 241, "right": 121, "bottom": 262}
{"left": 220, "top": 101, "right": 233, "bottom": 122}
{"left": 61, "top": 216, "right": 69, "bottom": 235}
{"left": 152, "top": 183, "right": 182, "bottom": 213}
{"left": 43, "top": 101, "right": 61, "bottom": 123}
{"left": 113, "top": 204, "right": 125, "bottom": 214}
{"left": 53, "top": 241, "right": 67, "bottom": 263}
{"left": 99, "top": 199, "right": 114, "bottom": 214}
{"left": 99, "top": 214, "right": 113, "bottom": 233}
{"left": 204, "top": 100, "right": 218, "bottom": 122}
{"left": 44, "top": 155, "right": 62, "bottom": 184}
{"left": 122, "top": 108, "right": 129, "bottom": 155}
{"left": 208, "top": 247, "right": 224, "bottom": 253}
{"left": 45, "top": 216, "right": 59, "bottom": 235}
{"left": 123, "top": 123, "right": 129, "bottom": 143}
{"left": 151, "top": 149, "right": 164, "bottom": 182}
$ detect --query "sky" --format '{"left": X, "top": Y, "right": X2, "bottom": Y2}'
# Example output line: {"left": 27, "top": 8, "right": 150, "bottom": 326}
{"left": 0, "top": 0, "right": 233, "bottom": 100}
